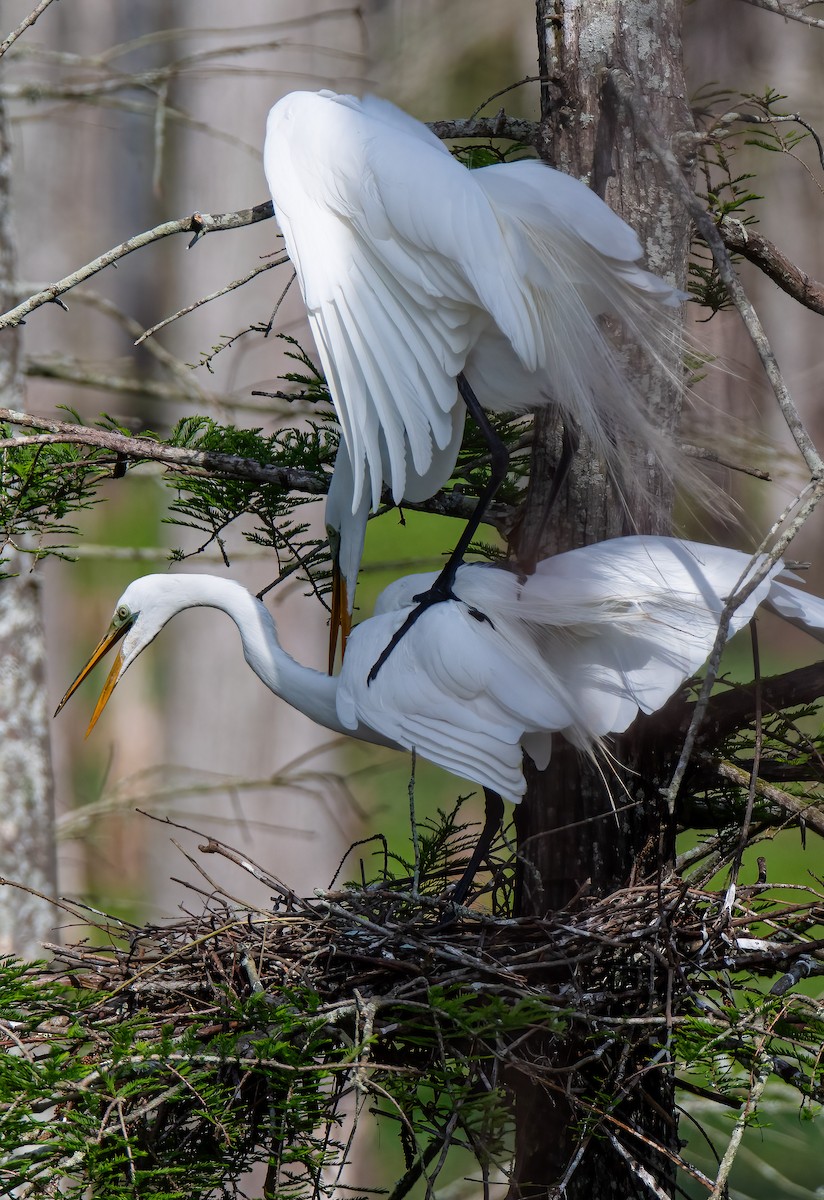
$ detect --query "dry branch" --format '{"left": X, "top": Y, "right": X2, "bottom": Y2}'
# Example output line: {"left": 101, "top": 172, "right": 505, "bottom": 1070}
{"left": 710, "top": 757, "right": 824, "bottom": 839}
{"left": 0, "top": 406, "right": 509, "bottom": 528}
{"left": 0, "top": 0, "right": 60, "bottom": 58}
{"left": 0, "top": 406, "right": 326, "bottom": 493}
{"left": 428, "top": 115, "right": 538, "bottom": 143}
{"left": 720, "top": 217, "right": 824, "bottom": 314}
{"left": 0, "top": 202, "right": 275, "bottom": 329}
{"left": 134, "top": 257, "right": 287, "bottom": 345}
{"left": 731, "top": 0, "right": 824, "bottom": 29}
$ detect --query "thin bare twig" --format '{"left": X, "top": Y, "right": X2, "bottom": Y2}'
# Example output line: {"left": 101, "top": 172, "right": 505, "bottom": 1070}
{"left": 24, "top": 357, "right": 230, "bottom": 407}
{"left": 725, "top": 626, "right": 764, "bottom": 909}
{"left": 730, "top": 0, "right": 824, "bottom": 29}
{"left": 11, "top": 283, "right": 210, "bottom": 404}
{"left": 0, "top": 0, "right": 60, "bottom": 59}
{"left": 707, "top": 108, "right": 824, "bottom": 174}
{"left": 134, "top": 256, "right": 287, "bottom": 345}
{"left": 0, "top": 202, "right": 275, "bottom": 329}
{"left": 679, "top": 441, "right": 771, "bottom": 480}
{"left": 663, "top": 482, "right": 824, "bottom": 808}
{"left": 152, "top": 79, "right": 168, "bottom": 198}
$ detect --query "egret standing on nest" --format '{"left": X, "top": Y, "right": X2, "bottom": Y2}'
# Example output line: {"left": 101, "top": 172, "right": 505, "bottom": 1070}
{"left": 263, "top": 90, "right": 689, "bottom": 671}
{"left": 57, "top": 538, "right": 824, "bottom": 903}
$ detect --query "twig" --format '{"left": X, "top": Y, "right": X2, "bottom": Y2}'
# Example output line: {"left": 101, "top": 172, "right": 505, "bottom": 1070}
{"left": 0, "top": 405, "right": 326, "bottom": 491}
{"left": 0, "top": 0, "right": 60, "bottom": 59}
{"left": 725, "top": 626, "right": 764, "bottom": 910}
{"left": 24, "top": 356, "right": 233, "bottom": 406}
{"left": 0, "top": 202, "right": 275, "bottom": 329}
{"left": 607, "top": 1133, "right": 672, "bottom": 1200}
{"left": 730, "top": 0, "right": 824, "bottom": 29}
{"left": 408, "top": 753, "right": 420, "bottom": 898}
{"left": 661, "top": 482, "right": 824, "bottom": 809}
{"left": 428, "top": 115, "right": 538, "bottom": 144}
{"left": 385, "top": 1128, "right": 453, "bottom": 1200}
{"left": 707, "top": 756, "right": 824, "bottom": 840}
{"left": 679, "top": 441, "right": 771, "bottom": 480}
{"left": 0, "top": 406, "right": 512, "bottom": 527}
{"left": 149, "top": 78, "right": 167, "bottom": 198}
{"left": 134, "top": 256, "right": 287, "bottom": 345}
{"left": 720, "top": 217, "right": 824, "bottom": 315}
{"left": 708, "top": 1050, "right": 770, "bottom": 1200}
{"left": 707, "top": 108, "right": 824, "bottom": 173}
{"left": 13, "top": 282, "right": 210, "bottom": 403}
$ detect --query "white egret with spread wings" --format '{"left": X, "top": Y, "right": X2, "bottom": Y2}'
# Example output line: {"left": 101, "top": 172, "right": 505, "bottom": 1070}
{"left": 56, "top": 538, "right": 824, "bottom": 903}
{"left": 263, "top": 90, "right": 689, "bottom": 667}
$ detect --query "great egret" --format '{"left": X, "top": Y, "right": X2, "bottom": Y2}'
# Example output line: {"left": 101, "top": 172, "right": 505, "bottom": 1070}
{"left": 263, "top": 90, "right": 689, "bottom": 665}
{"left": 56, "top": 537, "right": 824, "bottom": 903}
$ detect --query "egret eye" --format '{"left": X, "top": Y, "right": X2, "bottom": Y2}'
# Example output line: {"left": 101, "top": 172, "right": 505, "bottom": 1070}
{"left": 116, "top": 604, "right": 131, "bottom": 622}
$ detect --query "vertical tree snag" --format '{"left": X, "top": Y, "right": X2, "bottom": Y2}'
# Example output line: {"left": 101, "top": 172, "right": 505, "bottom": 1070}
{"left": 0, "top": 97, "right": 58, "bottom": 958}
{"left": 506, "top": 3, "right": 693, "bottom": 1195}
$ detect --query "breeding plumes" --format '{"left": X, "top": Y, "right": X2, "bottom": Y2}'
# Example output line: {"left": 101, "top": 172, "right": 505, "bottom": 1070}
{"left": 56, "top": 537, "right": 824, "bottom": 902}
{"left": 263, "top": 89, "right": 689, "bottom": 657}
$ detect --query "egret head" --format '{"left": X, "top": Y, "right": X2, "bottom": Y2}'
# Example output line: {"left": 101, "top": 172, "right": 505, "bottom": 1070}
{"left": 55, "top": 576, "right": 183, "bottom": 736}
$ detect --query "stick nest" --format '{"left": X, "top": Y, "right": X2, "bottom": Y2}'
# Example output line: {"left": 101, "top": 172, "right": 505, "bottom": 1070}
{"left": 4, "top": 828, "right": 824, "bottom": 1200}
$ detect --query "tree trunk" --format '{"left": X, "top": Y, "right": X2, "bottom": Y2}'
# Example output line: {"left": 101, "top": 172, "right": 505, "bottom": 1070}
{"left": 506, "top": 3, "right": 693, "bottom": 1195}
{"left": 0, "top": 98, "right": 58, "bottom": 958}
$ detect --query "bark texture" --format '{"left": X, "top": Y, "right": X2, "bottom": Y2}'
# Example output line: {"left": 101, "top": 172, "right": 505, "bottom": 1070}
{"left": 0, "top": 98, "right": 58, "bottom": 957}
{"left": 505, "top": 3, "right": 694, "bottom": 1196}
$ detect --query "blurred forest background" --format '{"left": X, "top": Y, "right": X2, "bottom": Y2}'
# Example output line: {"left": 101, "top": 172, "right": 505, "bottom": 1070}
{"left": 2, "top": 2, "right": 824, "bottom": 1195}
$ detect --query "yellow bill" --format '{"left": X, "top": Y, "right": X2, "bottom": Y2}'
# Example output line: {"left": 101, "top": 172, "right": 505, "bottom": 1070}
{"left": 54, "top": 614, "right": 134, "bottom": 737}
{"left": 328, "top": 560, "right": 352, "bottom": 675}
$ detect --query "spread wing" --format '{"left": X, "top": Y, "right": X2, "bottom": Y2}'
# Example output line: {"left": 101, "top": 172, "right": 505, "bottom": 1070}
{"left": 264, "top": 91, "right": 534, "bottom": 510}
{"left": 264, "top": 92, "right": 686, "bottom": 512}
{"left": 346, "top": 536, "right": 824, "bottom": 802}
{"left": 447, "top": 537, "right": 785, "bottom": 741}
{"left": 335, "top": 600, "right": 590, "bottom": 804}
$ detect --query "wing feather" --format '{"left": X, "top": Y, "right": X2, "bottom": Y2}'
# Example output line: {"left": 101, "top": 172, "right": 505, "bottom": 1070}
{"left": 265, "top": 91, "right": 693, "bottom": 527}
{"left": 337, "top": 603, "right": 588, "bottom": 804}
{"left": 354, "top": 536, "right": 824, "bottom": 803}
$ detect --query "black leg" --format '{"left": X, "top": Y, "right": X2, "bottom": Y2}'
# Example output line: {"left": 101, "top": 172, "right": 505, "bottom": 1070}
{"left": 439, "top": 375, "right": 511, "bottom": 579}
{"left": 545, "top": 421, "right": 579, "bottom": 519}
{"left": 517, "top": 420, "right": 580, "bottom": 577}
{"left": 367, "top": 374, "right": 509, "bottom": 684}
{"left": 448, "top": 789, "right": 505, "bottom": 908}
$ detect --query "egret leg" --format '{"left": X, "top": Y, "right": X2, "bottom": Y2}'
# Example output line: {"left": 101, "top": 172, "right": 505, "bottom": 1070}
{"left": 518, "top": 421, "right": 580, "bottom": 576}
{"left": 367, "top": 374, "right": 509, "bottom": 683}
{"left": 449, "top": 790, "right": 505, "bottom": 908}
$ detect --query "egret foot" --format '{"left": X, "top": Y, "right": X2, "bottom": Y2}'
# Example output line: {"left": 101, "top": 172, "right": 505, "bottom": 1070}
{"left": 367, "top": 371, "right": 507, "bottom": 686}
{"left": 366, "top": 576, "right": 459, "bottom": 685}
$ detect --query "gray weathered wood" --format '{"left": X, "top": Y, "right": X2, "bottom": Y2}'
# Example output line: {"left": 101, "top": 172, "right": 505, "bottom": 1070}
{"left": 505, "top": 3, "right": 693, "bottom": 1196}
{"left": 0, "top": 97, "right": 57, "bottom": 958}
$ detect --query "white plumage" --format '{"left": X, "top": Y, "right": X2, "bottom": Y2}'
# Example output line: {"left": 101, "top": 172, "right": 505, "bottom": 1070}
{"left": 263, "top": 90, "right": 688, "bottom": 620}
{"left": 58, "top": 537, "right": 824, "bottom": 808}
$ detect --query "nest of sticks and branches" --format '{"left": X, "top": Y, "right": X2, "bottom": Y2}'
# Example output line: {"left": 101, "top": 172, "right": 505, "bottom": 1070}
{"left": 3, "top": 808, "right": 824, "bottom": 1200}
